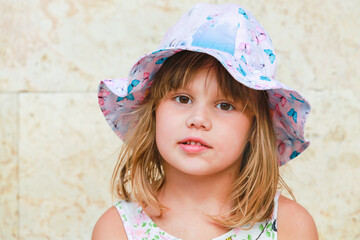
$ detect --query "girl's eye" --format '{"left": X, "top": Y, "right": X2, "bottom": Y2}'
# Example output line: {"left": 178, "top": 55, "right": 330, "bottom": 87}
{"left": 175, "top": 95, "right": 192, "bottom": 104}
{"left": 216, "top": 102, "right": 234, "bottom": 111}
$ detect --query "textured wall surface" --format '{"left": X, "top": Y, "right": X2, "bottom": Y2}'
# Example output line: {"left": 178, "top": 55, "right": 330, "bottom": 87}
{"left": 0, "top": 0, "right": 359, "bottom": 239}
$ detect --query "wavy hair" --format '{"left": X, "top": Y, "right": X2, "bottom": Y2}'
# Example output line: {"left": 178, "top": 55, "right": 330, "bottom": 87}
{"left": 111, "top": 51, "right": 293, "bottom": 228}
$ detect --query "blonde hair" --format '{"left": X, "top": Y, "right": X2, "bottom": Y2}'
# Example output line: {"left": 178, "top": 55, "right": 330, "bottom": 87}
{"left": 111, "top": 51, "right": 292, "bottom": 228}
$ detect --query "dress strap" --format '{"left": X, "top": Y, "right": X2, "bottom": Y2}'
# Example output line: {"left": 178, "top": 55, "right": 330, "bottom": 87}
{"left": 114, "top": 200, "right": 177, "bottom": 240}
{"left": 114, "top": 200, "right": 140, "bottom": 240}
{"left": 272, "top": 191, "right": 281, "bottom": 220}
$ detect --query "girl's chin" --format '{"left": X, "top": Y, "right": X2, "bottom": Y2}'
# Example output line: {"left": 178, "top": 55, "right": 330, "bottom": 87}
{"left": 165, "top": 163, "right": 222, "bottom": 177}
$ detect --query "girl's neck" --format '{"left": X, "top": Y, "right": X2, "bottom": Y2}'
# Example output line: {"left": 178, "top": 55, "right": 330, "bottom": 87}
{"left": 156, "top": 165, "right": 239, "bottom": 215}
{"left": 143, "top": 165, "right": 241, "bottom": 239}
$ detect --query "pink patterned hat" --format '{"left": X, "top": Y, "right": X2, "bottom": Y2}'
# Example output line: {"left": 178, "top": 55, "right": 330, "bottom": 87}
{"left": 98, "top": 3, "right": 311, "bottom": 166}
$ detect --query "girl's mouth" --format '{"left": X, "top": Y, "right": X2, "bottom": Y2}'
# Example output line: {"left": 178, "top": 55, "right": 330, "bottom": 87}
{"left": 179, "top": 137, "right": 211, "bottom": 153}
{"left": 182, "top": 141, "right": 206, "bottom": 146}
{"left": 179, "top": 137, "right": 211, "bottom": 148}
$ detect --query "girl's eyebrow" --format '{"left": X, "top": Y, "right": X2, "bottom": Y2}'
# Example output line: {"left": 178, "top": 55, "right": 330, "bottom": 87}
{"left": 215, "top": 92, "right": 245, "bottom": 107}
{"left": 169, "top": 88, "right": 242, "bottom": 106}
{"left": 169, "top": 87, "right": 192, "bottom": 93}
{"left": 215, "top": 91, "right": 236, "bottom": 102}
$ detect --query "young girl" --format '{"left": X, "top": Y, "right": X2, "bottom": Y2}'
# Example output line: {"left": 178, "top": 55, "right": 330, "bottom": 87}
{"left": 93, "top": 3, "right": 318, "bottom": 240}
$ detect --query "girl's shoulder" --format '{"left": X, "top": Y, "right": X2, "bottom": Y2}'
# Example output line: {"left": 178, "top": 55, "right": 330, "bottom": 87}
{"left": 277, "top": 195, "right": 318, "bottom": 240}
{"left": 91, "top": 205, "right": 127, "bottom": 240}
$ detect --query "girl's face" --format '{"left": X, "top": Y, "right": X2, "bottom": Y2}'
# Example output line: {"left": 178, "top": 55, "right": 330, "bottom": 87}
{"left": 155, "top": 67, "right": 253, "bottom": 177}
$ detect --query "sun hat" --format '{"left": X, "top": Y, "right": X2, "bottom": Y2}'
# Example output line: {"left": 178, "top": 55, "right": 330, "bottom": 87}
{"left": 98, "top": 3, "right": 311, "bottom": 166}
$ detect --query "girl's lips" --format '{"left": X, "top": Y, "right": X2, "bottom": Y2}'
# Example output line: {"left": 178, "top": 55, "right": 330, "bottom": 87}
{"left": 178, "top": 137, "right": 211, "bottom": 153}
{"left": 179, "top": 137, "right": 211, "bottom": 148}
{"left": 179, "top": 143, "right": 210, "bottom": 153}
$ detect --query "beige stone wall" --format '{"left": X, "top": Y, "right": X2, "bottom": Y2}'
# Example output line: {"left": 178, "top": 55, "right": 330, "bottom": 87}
{"left": 0, "top": 0, "right": 359, "bottom": 239}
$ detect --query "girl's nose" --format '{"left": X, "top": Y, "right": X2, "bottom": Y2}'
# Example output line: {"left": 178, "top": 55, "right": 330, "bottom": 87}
{"left": 185, "top": 110, "right": 212, "bottom": 130}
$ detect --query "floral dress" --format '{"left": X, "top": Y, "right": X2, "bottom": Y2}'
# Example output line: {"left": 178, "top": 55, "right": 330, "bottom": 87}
{"left": 114, "top": 192, "right": 279, "bottom": 240}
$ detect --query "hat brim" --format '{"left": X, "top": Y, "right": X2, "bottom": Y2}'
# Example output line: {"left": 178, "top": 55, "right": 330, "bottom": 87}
{"left": 99, "top": 46, "right": 310, "bottom": 165}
